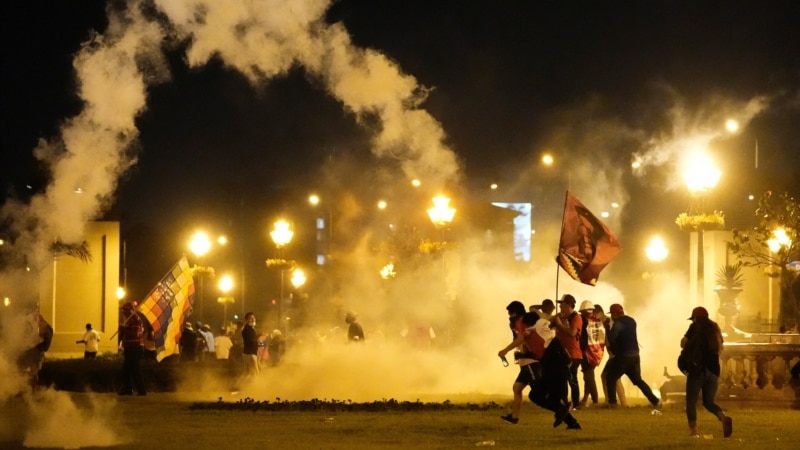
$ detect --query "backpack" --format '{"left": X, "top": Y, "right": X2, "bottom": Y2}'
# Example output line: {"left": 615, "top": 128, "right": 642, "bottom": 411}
{"left": 677, "top": 334, "right": 704, "bottom": 376}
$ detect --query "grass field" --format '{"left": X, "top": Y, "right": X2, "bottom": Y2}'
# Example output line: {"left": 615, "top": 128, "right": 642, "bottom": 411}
{"left": 2, "top": 390, "right": 800, "bottom": 449}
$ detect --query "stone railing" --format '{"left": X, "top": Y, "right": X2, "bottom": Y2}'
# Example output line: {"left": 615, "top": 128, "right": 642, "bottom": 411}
{"left": 720, "top": 333, "right": 800, "bottom": 408}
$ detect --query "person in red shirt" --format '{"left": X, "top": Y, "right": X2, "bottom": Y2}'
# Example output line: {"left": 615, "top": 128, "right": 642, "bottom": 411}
{"left": 552, "top": 294, "right": 583, "bottom": 409}
{"left": 118, "top": 302, "right": 146, "bottom": 396}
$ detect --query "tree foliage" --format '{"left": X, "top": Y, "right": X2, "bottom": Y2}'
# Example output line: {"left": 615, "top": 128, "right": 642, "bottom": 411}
{"left": 730, "top": 191, "right": 800, "bottom": 326}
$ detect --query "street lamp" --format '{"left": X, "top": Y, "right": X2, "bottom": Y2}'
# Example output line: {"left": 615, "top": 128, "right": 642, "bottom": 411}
{"left": 645, "top": 236, "right": 669, "bottom": 263}
{"left": 427, "top": 195, "right": 456, "bottom": 227}
{"left": 270, "top": 220, "right": 293, "bottom": 331}
{"left": 217, "top": 274, "right": 235, "bottom": 328}
{"left": 189, "top": 231, "right": 213, "bottom": 322}
{"left": 767, "top": 228, "right": 793, "bottom": 324}
{"left": 683, "top": 153, "right": 721, "bottom": 308}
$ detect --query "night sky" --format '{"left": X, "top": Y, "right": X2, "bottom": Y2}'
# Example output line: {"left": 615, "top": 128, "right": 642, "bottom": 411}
{"left": 2, "top": 0, "right": 800, "bottom": 308}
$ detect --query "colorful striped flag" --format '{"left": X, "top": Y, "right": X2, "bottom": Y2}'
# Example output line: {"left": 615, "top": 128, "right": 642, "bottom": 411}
{"left": 556, "top": 191, "right": 622, "bottom": 286}
{"left": 138, "top": 257, "right": 195, "bottom": 362}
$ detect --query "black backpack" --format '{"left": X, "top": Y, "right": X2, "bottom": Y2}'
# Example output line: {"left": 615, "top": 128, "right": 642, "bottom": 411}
{"left": 677, "top": 333, "right": 704, "bottom": 376}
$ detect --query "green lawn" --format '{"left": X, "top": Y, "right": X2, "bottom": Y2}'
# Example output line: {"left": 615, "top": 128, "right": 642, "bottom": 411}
{"left": 2, "top": 391, "right": 799, "bottom": 449}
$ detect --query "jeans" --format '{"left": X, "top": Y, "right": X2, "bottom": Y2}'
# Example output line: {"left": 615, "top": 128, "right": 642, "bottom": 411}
{"left": 686, "top": 368, "right": 723, "bottom": 427}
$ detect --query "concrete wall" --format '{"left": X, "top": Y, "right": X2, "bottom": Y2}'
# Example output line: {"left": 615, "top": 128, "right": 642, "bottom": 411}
{"left": 38, "top": 221, "right": 120, "bottom": 357}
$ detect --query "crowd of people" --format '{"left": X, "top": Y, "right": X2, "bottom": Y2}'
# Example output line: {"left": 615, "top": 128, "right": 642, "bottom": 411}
{"left": 498, "top": 295, "right": 734, "bottom": 438}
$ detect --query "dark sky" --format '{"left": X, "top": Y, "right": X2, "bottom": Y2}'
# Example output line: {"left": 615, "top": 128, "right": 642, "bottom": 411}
{"left": 2, "top": 0, "right": 800, "bottom": 303}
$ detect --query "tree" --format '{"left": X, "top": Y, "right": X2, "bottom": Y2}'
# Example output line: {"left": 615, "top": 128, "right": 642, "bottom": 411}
{"left": 730, "top": 191, "right": 800, "bottom": 328}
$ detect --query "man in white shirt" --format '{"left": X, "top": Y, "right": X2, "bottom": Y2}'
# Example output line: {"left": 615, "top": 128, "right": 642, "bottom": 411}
{"left": 76, "top": 323, "right": 100, "bottom": 359}
{"left": 215, "top": 330, "right": 233, "bottom": 360}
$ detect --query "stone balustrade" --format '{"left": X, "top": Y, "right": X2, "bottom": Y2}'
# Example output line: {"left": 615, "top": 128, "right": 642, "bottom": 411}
{"left": 720, "top": 333, "right": 800, "bottom": 408}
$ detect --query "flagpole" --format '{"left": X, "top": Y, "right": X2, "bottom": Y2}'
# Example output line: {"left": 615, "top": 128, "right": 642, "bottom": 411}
{"left": 554, "top": 190, "right": 570, "bottom": 300}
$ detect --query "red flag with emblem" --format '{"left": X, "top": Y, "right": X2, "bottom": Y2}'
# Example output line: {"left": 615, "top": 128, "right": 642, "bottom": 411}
{"left": 556, "top": 191, "right": 622, "bottom": 286}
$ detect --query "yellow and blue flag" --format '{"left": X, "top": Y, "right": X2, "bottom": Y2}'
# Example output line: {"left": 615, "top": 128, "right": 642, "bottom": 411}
{"left": 138, "top": 257, "right": 195, "bottom": 361}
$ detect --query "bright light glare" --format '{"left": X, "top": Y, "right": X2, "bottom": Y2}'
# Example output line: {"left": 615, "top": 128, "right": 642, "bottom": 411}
{"left": 645, "top": 237, "right": 669, "bottom": 262}
{"left": 683, "top": 153, "right": 721, "bottom": 193}
{"left": 768, "top": 228, "right": 792, "bottom": 253}
{"left": 291, "top": 268, "right": 306, "bottom": 288}
{"left": 411, "top": 179, "right": 421, "bottom": 187}
{"left": 218, "top": 235, "right": 228, "bottom": 245}
{"left": 219, "top": 274, "right": 234, "bottom": 293}
{"left": 542, "top": 154, "right": 554, "bottom": 166}
{"left": 427, "top": 195, "right": 456, "bottom": 226}
{"left": 309, "top": 194, "right": 320, "bottom": 206}
{"left": 490, "top": 183, "right": 498, "bottom": 190}
{"left": 116, "top": 287, "right": 126, "bottom": 300}
{"left": 377, "top": 200, "right": 387, "bottom": 210}
{"left": 189, "top": 232, "right": 212, "bottom": 257}
{"left": 725, "top": 119, "right": 739, "bottom": 133}
{"left": 600, "top": 211, "right": 610, "bottom": 218}
{"left": 271, "top": 220, "right": 294, "bottom": 247}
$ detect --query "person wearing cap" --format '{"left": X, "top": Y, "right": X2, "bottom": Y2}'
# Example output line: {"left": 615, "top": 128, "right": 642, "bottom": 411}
{"left": 497, "top": 300, "right": 531, "bottom": 424}
{"left": 552, "top": 294, "right": 583, "bottom": 409}
{"left": 605, "top": 303, "right": 660, "bottom": 409}
{"left": 681, "top": 306, "right": 732, "bottom": 438}
{"left": 578, "top": 300, "right": 605, "bottom": 407}
{"left": 118, "top": 302, "right": 146, "bottom": 395}
{"left": 528, "top": 299, "right": 582, "bottom": 430}
{"left": 597, "top": 304, "right": 627, "bottom": 407}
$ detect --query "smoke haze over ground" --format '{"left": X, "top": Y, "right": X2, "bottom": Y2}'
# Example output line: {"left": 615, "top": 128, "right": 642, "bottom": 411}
{"left": 2, "top": 1, "right": 800, "bottom": 447}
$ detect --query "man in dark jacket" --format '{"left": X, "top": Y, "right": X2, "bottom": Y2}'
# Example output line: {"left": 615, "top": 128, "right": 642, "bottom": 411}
{"left": 605, "top": 303, "right": 659, "bottom": 409}
{"left": 242, "top": 312, "right": 260, "bottom": 376}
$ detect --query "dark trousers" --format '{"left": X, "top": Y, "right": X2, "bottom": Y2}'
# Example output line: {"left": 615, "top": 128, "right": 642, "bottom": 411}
{"left": 605, "top": 354, "right": 658, "bottom": 406}
{"left": 121, "top": 346, "right": 146, "bottom": 394}
{"left": 686, "top": 368, "right": 723, "bottom": 427}
{"left": 529, "top": 363, "right": 579, "bottom": 426}
{"left": 567, "top": 358, "right": 581, "bottom": 407}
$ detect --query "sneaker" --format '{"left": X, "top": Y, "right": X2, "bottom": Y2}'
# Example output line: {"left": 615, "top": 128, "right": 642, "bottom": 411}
{"left": 500, "top": 414, "right": 519, "bottom": 425}
{"left": 722, "top": 416, "right": 733, "bottom": 438}
{"left": 690, "top": 427, "right": 699, "bottom": 438}
{"left": 553, "top": 403, "right": 570, "bottom": 428}
{"left": 566, "top": 422, "right": 582, "bottom": 430}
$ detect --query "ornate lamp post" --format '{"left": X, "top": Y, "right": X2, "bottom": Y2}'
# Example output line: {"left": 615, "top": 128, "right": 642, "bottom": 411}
{"left": 427, "top": 195, "right": 456, "bottom": 305}
{"left": 217, "top": 274, "right": 235, "bottom": 329}
{"left": 270, "top": 220, "right": 293, "bottom": 331}
{"left": 189, "top": 231, "right": 214, "bottom": 322}
{"left": 767, "top": 228, "right": 793, "bottom": 325}
{"left": 679, "top": 153, "right": 721, "bottom": 308}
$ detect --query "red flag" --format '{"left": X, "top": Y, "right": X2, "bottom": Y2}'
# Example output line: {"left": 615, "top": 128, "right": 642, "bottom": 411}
{"left": 556, "top": 191, "right": 622, "bottom": 286}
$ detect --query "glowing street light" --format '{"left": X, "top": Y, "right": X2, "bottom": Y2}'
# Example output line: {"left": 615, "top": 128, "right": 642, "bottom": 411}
{"left": 427, "top": 195, "right": 456, "bottom": 227}
{"left": 270, "top": 220, "right": 294, "bottom": 331}
{"left": 767, "top": 228, "right": 792, "bottom": 253}
{"left": 189, "top": 231, "right": 214, "bottom": 322}
{"left": 683, "top": 153, "right": 721, "bottom": 194}
{"left": 189, "top": 232, "right": 211, "bottom": 257}
{"left": 271, "top": 220, "right": 294, "bottom": 248}
{"left": 218, "top": 274, "right": 235, "bottom": 326}
{"left": 645, "top": 237, "right": 669, "bottom": 263}
{"left": 290, "top": 268, "right": 306, "bottom": 289}
{"left": 725, "top": 119, "right": 740, "bottom": 133}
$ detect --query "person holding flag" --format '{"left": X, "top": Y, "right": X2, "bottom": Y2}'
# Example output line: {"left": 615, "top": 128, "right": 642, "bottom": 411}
{"left": 118, "top": 301, "right": 146, "bottom": 396}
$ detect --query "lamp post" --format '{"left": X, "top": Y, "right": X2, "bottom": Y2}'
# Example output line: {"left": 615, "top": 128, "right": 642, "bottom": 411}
{"left": 683, "top": 153, "right": 721, "bottom": 308}
{"left": 270, "top": 220, "right": 293, "bottom": 331}
{"left": 767, "top": 228, "right": 792, "bottom": 325}
{"left": 427, "top": 195, "right": 456, "bottom": 305}
{"left": 218, "top": 274, "right": 235, "bottom": 329}
{"left": 189, "top": 231, "right": 212, "bottom": 322}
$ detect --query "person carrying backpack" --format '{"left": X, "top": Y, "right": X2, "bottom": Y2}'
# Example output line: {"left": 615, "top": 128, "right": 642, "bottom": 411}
{"left": 680, "top": 306, "right": 732, "bottom": 438}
